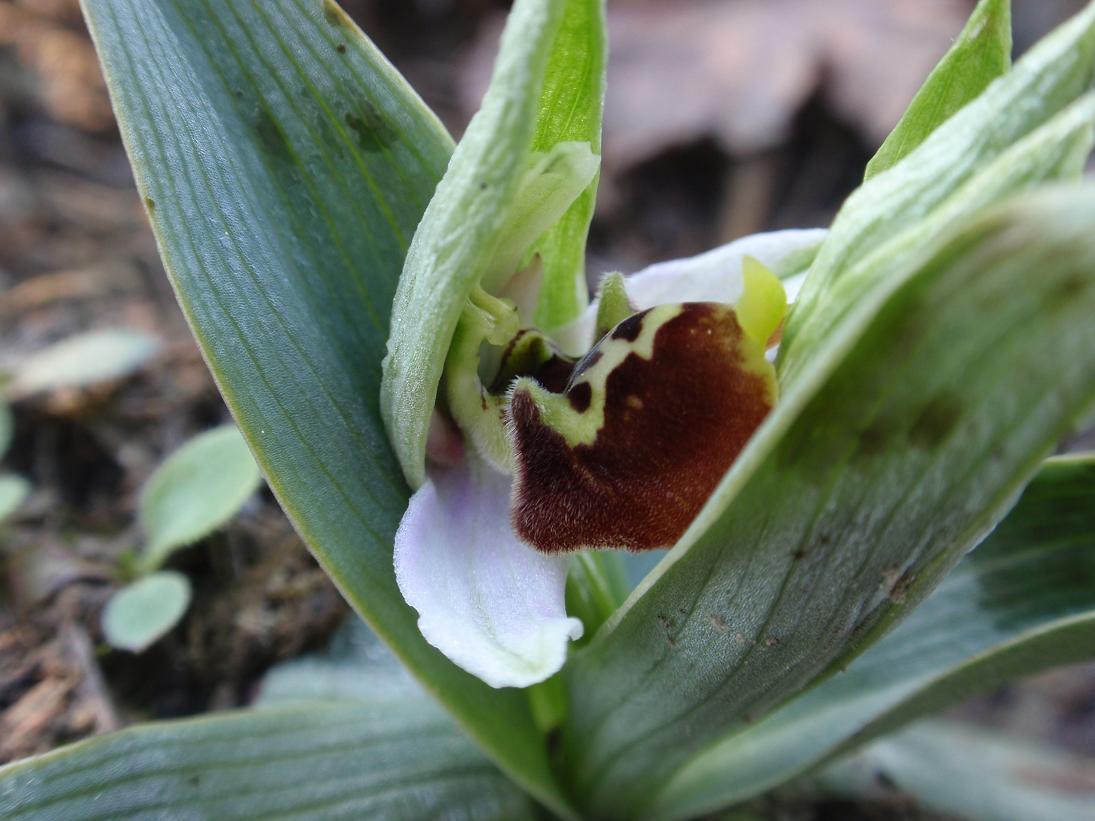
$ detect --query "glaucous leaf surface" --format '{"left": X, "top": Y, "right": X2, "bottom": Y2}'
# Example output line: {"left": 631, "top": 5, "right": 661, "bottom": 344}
{"left": 101, "top": 571, "right": 192, "bottom": 653}
{"left": 864, "top": 0, "right": 1012, "bottom": 179}
{"left": 0, "top": 705, "right": 533, "bottom": 820}
{"left": 80, "top": 0, "right": 569, "bottom": 811}
{"left": 138, "top": 425, "right": 262, "bottom": 571}
{"left": 783, "top": 88, "right": 1095, "bottom": 390}
{"left": 646, "top": 455, "right": 1095, "bottom": 819}
{"left": 783, "top": 1, "right": 1095, "bottom": 381}
{"left": 819, "top": 721, "right": 1095, "bottom": 821}
{"left": 0, "top": 618, "right": 536, "bottom": 820}
{"left": 561, "top": 188, "right": 1095, "bottom": 816}
{"left": 3, "top": 328, "right": 161, "bottom": 400}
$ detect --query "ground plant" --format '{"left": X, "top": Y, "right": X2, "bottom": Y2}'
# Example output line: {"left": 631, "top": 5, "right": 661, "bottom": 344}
{"left": 1, "top": 0, "right": 1094, "bottom": 818}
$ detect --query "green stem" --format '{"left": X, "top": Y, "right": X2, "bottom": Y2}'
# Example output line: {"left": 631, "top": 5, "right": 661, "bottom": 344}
{"left": 565, "top": 550, "right": 630, "bottom": 642}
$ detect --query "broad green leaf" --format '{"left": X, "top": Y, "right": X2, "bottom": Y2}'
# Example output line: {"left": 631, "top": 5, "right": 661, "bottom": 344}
{"left": 782, "top": 1, "right": 1095, "bottom": 376}
{"left": 864, "top": 0, "right": 1012, "bottom": 179}
{"left": 0, "top": 473, "right": 30, "bottom": 522}
{"left": 646, "top": 455, "right": 1095, "bottom": 819}
{"left": 81, "top": 1, "right": 569, "bottom": 812}
{"left": 819, "top": 721, "right": 1095, "bottom": 821}
{"left": 381, "top": 0, "right": 605, "bottom": 489}
{"left": 4, "top": 328, "right": 161, "bottom": 400}
{"left": 784, "top": 89, "right": 1095, "bottom": 389}
{"left": 138, "top": 425, "right": 262, "bottom": 572}
{"left": 0, "top": 401, "right": 12, "bottom": 458}
{"left": 0, "top": 701, "right": 535, "bottom": 820}
{"left": 530, "top": 0, "right": 606, "bottom": 329}
{"left": 0, "top": 618, "right": 535, "bottom": 820}
{"left": 560, "top": 187, "right": 1095, "bottom": 816}
{"left": 101, "top": 570, "right": 192, "bottom": 652}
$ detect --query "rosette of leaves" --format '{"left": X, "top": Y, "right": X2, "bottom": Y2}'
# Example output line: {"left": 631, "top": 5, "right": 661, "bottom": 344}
{"left": 3, "top": 0, "right": 1095, "bottom": 818}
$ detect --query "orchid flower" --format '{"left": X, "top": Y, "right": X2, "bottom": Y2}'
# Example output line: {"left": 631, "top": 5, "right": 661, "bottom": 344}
{"left": 374, "top": 0, "right": 844, "bottom": 690}
{"left": 389, "top": 228, "right": 824, "bottom": 688}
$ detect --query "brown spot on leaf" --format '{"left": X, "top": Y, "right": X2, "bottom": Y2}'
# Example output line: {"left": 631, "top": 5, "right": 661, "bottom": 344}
{"left": 857, "top": 417, "right": 889, "bottom": 456}
{"left": 344, "top": 108, "right": 395, "bottom": 154}
{"left": 511, "top": 303, "right": 774, "bottom": 552}
{"left": 1058, "top": 275, "right": 1086, "bottom": 299}
{"left": 909, "top": 394, "right": 961, "bottom": 449}
{"left": 657, "top": 614, "right": 677, "bottom": 647}
{"left": 323, "top": 0, "right": 344, "bottom": 27}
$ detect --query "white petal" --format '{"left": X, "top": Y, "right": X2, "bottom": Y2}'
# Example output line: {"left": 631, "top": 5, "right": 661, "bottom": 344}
{"left": 552, "top": 228, "right": 827, "bottom": 355}
{"left": 394, "top": 456, "right": 583, "bottom": 688}
{"left": 624, "top": 227, "right": 827, "bottom": 308}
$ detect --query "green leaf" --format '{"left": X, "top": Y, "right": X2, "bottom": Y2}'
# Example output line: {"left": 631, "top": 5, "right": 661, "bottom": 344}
{"left": 0, "top": 473, "right": 30, "bottom": 523}
{"left": 529, "top": 0, "right": 606, "bottom": 329}
{"left": 381, "top": 0, "right": 605, "bottom": 489}
{"left": 818, "top": 721, "right": 1095, "bottom": 821}
{"left": 101, "top": 571, "right": 192, "bottom": 652}
{"left": 0, "top": 619, "right": 536, "bottom": 820}
{"left": 4, "top": 328, "right": 161, "bottom": 400}
{"left": 864, "top": 0, "right": 1012, "bottom": 180}
{"left": 81, "top": 0, "right": 569, "bottom": 812}
{"left": 138, "top": 425, "right": 262, "bottom": 571}
{"left": 0, "top": 701, "right": 536, "bottom": 820}
{"left": 784, "top": 90, "right": 1095, "bottom": 389}
{"left": 645, "top": 455, "right": 1095, "bottom": 819}
{"left": 782, "top": 2, "right": 1095, "bottom": 378}
{"left": 559, "top": 187, "right": 1095, "bottom": 816}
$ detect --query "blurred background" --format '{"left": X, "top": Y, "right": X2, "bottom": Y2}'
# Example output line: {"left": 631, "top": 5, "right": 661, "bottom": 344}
{"left": 1, "top": 0, "right": 1092, "bottom": 807}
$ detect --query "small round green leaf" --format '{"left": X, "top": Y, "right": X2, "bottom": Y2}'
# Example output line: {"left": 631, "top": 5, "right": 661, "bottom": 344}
{"left": 5, "top": 329, "right": 162, "bottom": 399}
{"left": 102, "top": 571, "right": 191, "bottom": 653}
{"left": 0, "top": 474, "right": 30, "bottom": 522}
{"left": 139, "top": 425, "right": 262, "bottom": 571}
{"left": 0, "top": 472, "right": 29, "bottom": 523}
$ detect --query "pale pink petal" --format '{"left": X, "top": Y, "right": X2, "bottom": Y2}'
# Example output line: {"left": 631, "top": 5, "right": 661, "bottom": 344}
{"left": 394, "top": 456, "right": 582, "bottom": 688}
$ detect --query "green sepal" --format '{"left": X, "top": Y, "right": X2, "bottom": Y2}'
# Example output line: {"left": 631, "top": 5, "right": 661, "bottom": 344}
{"left": 782, "top": 90, "right": 1095, "bottom": 386}
{"left": 783, "top": 1, "right": 1095, "bottom": 380}
{"left": 381, "top": 0, "right": 606, "bottom": 489}
{"left": 865, "top": 0, "right": 1012, "bottom": 179}
{"left": 593, "top": 273, "right": 633, "bottom": 339}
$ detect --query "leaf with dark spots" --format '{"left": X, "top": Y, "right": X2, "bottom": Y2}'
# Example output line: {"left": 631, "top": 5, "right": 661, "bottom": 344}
{"left": 322, "top": 0, "right": 344, "bottom": 28}
{"left": 909, "top": 394, "right": 962, "bottom": 449}
{"left": 254, "top": 107, "right": 290, "bottom": 159}
{"left": 509, "top": 303, "right": 776, "bottom": 552}
{"left": 344, "top": 107, "right": 396, "bottom": 154}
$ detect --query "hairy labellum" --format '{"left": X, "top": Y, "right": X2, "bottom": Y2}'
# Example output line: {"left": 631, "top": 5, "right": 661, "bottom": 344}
{"left": 509, "top": 302, "right": 777, "bottom": 552}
